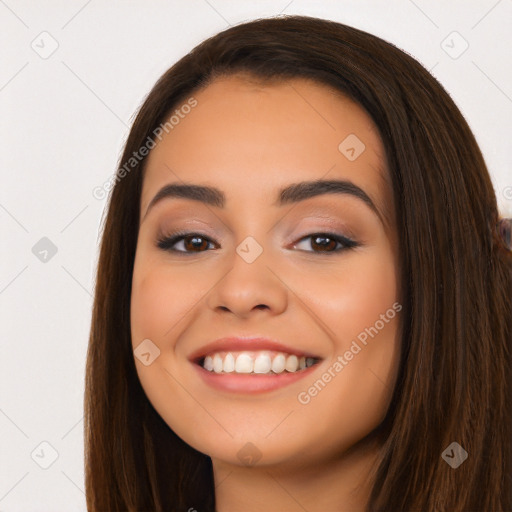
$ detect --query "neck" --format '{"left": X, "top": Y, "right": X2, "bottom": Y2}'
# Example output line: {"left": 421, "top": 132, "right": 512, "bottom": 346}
{"left": 212, "top": 435, "right": 382, "bottom": 512}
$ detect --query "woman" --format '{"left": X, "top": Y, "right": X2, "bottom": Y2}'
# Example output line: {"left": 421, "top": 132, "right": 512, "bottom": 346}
{"left": 84, "top": 15, "right": 512, "bottom": 512}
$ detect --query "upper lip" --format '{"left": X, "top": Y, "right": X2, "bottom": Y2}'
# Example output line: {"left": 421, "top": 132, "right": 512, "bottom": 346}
{"left": 188, "top": 336, "right": 323, "bottom": 363}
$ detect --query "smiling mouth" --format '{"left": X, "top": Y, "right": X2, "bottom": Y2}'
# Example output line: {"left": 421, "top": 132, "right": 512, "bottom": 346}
{"left": 195, "top": 350, "right": 322, "bottom": 375}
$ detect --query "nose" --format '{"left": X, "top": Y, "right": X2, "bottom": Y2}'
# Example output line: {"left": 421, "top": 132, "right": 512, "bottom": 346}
{"left": 205, "top": 246, "right": 288, "bottom": 319}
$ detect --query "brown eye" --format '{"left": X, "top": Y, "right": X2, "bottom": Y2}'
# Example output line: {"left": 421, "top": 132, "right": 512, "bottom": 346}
{"left": 293, "top": 233, "right": 358, "bottom": 253}
{"left": 181, "top": 235, "right": 211, "bottom": 252}
{"left": 156, "top": 232, "right": 217, "bottom": 253}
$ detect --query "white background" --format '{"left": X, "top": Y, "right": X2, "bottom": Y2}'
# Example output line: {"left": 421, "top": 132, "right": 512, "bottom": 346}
{"left": 1, "top": 1, "right": 511, "bottom": 510}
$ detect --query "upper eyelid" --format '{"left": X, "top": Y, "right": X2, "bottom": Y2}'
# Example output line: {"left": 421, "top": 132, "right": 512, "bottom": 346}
{"left": 158, "top": 229, "right": 354, "bottom": 241}
{"left": 157, "top": 215, "right": 358, "bottom": 238}
{"left": 153, "top": 208, "right": 359, "bottom": 235}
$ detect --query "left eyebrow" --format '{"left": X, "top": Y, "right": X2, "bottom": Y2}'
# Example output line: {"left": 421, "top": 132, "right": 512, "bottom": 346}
{"left": 142, "top": 179, "right": 385, "bottom": 226}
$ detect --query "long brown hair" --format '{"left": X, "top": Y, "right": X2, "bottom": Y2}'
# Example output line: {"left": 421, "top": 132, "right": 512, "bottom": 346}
{"left": 84, "top": 15, "right": 512, "bottom": 511}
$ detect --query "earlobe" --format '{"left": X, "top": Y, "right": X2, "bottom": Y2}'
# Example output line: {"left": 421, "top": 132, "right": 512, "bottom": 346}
{"left": 497, "top": 218, "right": 512, "bottom": 251}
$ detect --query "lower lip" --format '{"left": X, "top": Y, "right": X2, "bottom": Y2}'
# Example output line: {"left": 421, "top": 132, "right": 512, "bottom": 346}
{"left": 191, "top": 362, "right": 321, "bottom": 394}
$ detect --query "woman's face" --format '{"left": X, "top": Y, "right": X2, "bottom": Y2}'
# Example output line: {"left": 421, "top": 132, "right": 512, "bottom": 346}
{"left": 130, "top": 75, "right": 401, "bottom": 469}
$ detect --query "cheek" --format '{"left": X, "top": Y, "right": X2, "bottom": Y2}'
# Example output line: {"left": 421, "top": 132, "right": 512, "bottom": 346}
{"left": 300, "top": 246, "right": 398, "bottom": 346}
{"left": 130, "top": 269, "right": 166, "bottom": 346}
{"left": 291, "top": 246, "right": 400, "bottom": 437}
{"left": 130, "top": 258, "right": 201, "bottom": 346}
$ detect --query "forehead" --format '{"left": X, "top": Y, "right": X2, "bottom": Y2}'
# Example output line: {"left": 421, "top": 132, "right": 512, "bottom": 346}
{"left": 141, "top": 75, "right": 395, "bottom": 232}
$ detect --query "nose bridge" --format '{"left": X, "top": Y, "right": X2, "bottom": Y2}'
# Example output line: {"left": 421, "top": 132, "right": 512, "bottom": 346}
{"left": 228, "top": 233, "right": 274, "bottom": 292}
{"left": 222, "top": 200, "right": 278, "bottom": 262}
{"left": 235, "top": 233, "right": 267, "bottom": 265}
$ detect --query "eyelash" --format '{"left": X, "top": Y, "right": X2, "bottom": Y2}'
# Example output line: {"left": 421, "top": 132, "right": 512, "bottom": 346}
{"left": 156, "top": 230, "right": 359, "bottom": 255}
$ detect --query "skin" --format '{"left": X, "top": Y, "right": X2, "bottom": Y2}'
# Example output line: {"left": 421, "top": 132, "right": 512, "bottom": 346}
{"left": 130, "top": 74, "right": 402, "bottom": 512}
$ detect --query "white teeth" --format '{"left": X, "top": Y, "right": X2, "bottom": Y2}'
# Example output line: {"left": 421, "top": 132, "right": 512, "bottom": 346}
{"left": 223, "top": 353, "right": 235, "bottom": 373}
{"left": 271, "top": 354, "right": 286, "bottom": 373}
{"left": 201, "top": 351, "right": 319, "bottom": 374}
{"left": 285, "top": 355, "right": 299, "bottom": 372}
{"left": 253, "top": 354, "right": 272, "bottom": 373}
{"left": 213, "top": 354, "right": 223, "bottom": 373}
{"left": 235, "top": 353, "right": 253, "bottom": 373}
{"left": 204, "top": 355, "right": 213, "bottom": 371}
